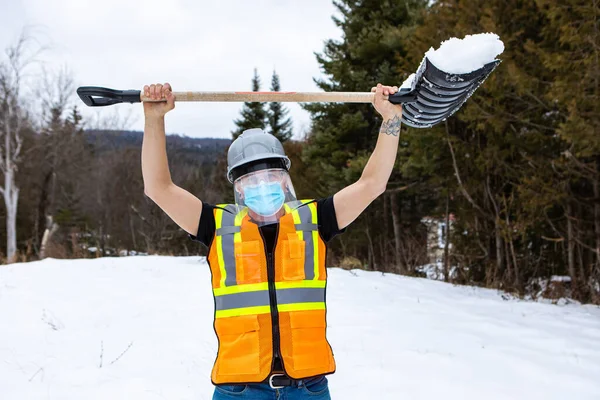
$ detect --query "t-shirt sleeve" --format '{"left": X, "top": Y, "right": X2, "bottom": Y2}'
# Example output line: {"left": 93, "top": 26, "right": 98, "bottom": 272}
{"left": 188, "top": 203, "right": 216, "bottom": 247}
{"left": 316, "top": 196, "right": 346, "bottom": 243}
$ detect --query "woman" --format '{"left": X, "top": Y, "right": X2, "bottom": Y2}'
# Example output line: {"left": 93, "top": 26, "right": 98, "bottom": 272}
{"left": 141, "top": 82, "right": 402, "bottom": 399}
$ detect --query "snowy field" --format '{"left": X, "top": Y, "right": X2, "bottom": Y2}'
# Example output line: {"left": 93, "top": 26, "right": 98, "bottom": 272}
{"left": 1, "top": 256, "right": 599, "bottom": 400}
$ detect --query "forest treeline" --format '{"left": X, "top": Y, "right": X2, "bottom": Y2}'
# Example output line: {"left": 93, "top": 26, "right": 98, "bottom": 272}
{"left": 1, "top": 0, "right": 599, "bottom": 304}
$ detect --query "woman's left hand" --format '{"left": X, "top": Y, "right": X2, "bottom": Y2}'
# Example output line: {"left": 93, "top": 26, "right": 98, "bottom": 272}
{"left": 371, "top": 83, "right": 402, "bottom": 120}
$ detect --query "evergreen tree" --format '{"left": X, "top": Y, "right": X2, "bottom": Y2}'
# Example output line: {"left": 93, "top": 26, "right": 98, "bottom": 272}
{"left": 232, "top": 68, "right": 267, "bottom": 139}
{"left": 303, "top": 0, "right": 600, "bottom": 303}
{"left": 533, "top": 0, "right": 600, "bottom": 301}
{"left": 267, "top": 71, "right": 293, "bottom": 142}
{"left": 405, "top": 0, "right": 600, "bottom": 299}
{"left": 406, "top": 0, "right": 561, "bottom": 292}
{"left": 303, "top": 0, "right": 430, "bottom": 273}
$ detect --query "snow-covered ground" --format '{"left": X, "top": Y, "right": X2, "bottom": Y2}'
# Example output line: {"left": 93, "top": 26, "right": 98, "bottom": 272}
{"left": 1, "top": 256, "right": 599, "bottom": 400}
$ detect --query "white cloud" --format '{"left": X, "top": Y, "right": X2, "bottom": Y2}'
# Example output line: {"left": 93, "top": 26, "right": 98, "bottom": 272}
{"left": 0, "top": 0, "right": 343, "bottom": 138}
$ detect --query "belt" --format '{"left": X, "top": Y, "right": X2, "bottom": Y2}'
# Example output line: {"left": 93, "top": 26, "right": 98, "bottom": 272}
{"left": 266, "top": 373, "right": 301, "bottom": 389}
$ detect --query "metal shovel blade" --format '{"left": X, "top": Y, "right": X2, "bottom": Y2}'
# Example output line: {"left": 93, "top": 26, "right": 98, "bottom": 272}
{"left": 395, "top": 57, "right": 501, "bottom": 129}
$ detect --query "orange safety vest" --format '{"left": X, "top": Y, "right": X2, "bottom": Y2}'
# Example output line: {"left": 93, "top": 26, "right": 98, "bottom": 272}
{"left": 206, "top": 200, "right": 336, "bottom": 385}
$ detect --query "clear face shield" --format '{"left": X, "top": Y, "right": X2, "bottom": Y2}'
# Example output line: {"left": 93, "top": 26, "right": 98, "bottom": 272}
{"left": 234, "top": 168, "right": 297, "bottom": 226}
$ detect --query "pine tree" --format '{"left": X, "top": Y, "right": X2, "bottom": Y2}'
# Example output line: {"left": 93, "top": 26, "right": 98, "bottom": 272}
{"left": 267, "top": 71, "right": 293, "bottom": 142}
{"left": 303, "top": 0, "right": 430, "bottom": 273}
{"left": 232, "top": 68, "right": 267, "bottom": 139}
{"left": 406, "top": 0, "right": 594, "bottom": 294}
{"left": 533, "top": 0, "right": 600, "bottom": 301}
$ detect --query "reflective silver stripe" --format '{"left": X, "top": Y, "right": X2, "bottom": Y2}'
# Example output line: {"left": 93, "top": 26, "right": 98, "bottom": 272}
{"left": 296, "top": 204, "right": 315, "bottom": 280}
{"left": 223, "top": 204, "right": 238, "bottom": 214}
{"left": 219, "top": 208, "right": 237, "bottom": 286}
{"left": 215, "top": 288, "right": 325, "bottom": 311}
{"left": 215, "top": 290, "right": 271, "bottom": 311}
{"left": 276, "top": 287, "right": 325, "bottom": 305}
{"left": 216, "top": 226, "right": 241, "bottom": 236}
{"left": 295, "top": 223, "right": 318, "bottom": 232}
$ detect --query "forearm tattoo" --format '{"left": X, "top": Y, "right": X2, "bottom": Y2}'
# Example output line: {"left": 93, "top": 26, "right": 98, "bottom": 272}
{"left": 381, "top": 114, "right": 402, "bottom": 136}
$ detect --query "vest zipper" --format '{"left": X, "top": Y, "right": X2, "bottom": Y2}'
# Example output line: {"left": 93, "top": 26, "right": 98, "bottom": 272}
{"left": 258, "top": 224, "right": 285, "bottom": 374}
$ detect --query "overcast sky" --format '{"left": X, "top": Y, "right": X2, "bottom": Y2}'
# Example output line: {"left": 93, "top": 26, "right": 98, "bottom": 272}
{"left": 0, "top": 0, "right": 343, "bottom": 139}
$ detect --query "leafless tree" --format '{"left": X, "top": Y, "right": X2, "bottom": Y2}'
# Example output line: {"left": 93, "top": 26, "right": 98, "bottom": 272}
{"left": 0, "top": 33, "right": 42, "bottom": 262}
{"left": 36, "top": 66, "right": 77, "bottom": 258}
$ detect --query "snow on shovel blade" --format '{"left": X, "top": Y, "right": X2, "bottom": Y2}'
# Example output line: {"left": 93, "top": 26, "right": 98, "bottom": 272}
{"left": 392, "top": 57, "right": 500, "bottom": 129}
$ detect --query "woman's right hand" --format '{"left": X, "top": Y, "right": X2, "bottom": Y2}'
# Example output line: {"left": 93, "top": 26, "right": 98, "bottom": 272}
{"left": 143, "top": 83, "right": 175, "bottom": 119}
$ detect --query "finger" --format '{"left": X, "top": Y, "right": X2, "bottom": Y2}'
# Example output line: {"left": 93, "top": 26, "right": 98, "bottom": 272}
{"left": 166, "top": 91, "right": 175, "bottom": 108}
{"left": 376, "top": 84, "right": 389, "bottom": 107}
{"left": 149, "top": 84, "right": 156, "bottom": 99}
{"left": 156, "top": 84, "right": 163, "bottom": 99}
{"left": 371, "top": 85, "right": 379, "bottom": 104}
{"left": 164, "top": 82, "right": 172, "bottom": 92}
{"left": 376, "top": 83, "right": 384, "bottom": 99}
{"left": 143, "top": 85, "right": 150, "bottom": 98}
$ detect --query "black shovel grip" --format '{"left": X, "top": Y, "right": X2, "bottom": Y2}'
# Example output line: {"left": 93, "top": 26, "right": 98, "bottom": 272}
{"left": 77, "top": 86, "right": 141, "bottom": 107}
{"left": 388, "top": 88, "right": 418, "bottom": 104}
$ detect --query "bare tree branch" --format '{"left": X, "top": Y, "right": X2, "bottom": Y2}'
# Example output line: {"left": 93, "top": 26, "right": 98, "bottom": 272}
{"left": 445, "top": 121, "right": 486, "bottom": 215}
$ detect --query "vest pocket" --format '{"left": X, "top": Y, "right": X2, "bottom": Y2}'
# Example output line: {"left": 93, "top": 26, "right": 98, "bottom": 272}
{"left": 215, "top": 315, "right": 260, "bottom": 375}
{"left": 289, "top": 311, "right": 330, "bottom": 371}
{"left": 282, "top": 237, "right": 306, "bottom": 281}
{"left": 235, "top": 240, "right": 262, "bottom": 284}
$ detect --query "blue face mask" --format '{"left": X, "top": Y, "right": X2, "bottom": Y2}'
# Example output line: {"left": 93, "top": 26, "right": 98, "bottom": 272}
{"left": 243, "top": 181, "right": 285, "bottom": 216}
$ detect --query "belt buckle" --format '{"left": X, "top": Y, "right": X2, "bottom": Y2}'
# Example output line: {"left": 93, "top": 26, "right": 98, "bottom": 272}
{"left": 269, "top": 373, "right": 286, "bottom": 389}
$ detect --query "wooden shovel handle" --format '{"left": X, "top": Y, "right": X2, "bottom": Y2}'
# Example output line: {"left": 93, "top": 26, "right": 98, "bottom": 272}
{"left": 142, "top": 91, "right": 377, "bottom": 103}
{"left": 76, "top": 86, "right": 416, "bottom": 107}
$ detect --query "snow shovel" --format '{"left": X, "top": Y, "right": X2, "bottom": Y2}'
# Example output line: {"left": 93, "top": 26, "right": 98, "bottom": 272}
{"left": 397, "top": 57, "right": 500, "bottom": 128}
{"left": 76, "top": 45, "right": 501, "bottom": 129}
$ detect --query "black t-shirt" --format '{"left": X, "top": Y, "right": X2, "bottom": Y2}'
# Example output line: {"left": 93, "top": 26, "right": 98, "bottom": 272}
{"left": 188, "top": 196, "right": 345, "bottom": 248}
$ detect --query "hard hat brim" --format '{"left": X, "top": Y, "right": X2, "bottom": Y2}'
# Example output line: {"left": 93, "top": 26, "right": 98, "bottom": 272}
{"left": 227, "top": 154, "right": 291, "bottom": 183}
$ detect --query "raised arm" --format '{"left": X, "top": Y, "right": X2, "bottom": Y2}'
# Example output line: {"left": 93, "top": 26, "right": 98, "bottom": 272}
{"left": 333, "top": 83, "right": 402, "bottom": 230}
{"left": 142, "top": 83, "right": 203, "bottom": 236}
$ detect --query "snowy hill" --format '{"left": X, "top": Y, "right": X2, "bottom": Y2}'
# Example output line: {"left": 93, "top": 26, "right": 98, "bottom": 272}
{"left": 1, "top": 256, "right": 599, "bottom": 400}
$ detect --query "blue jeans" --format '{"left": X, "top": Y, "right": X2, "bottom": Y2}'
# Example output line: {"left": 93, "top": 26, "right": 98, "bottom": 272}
{"left": 212, "top": 376, "right": 331, "bottom": 399}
